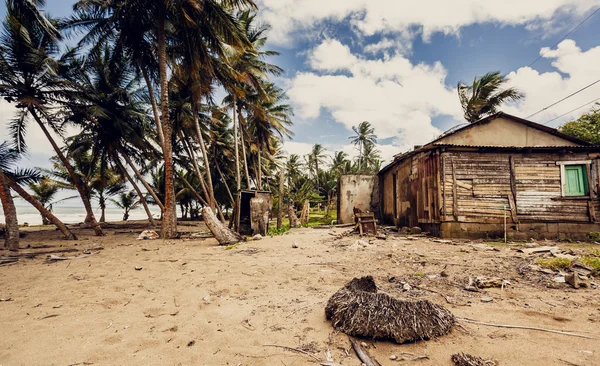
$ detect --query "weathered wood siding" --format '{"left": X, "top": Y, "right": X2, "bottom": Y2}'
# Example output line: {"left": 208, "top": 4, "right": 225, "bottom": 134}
{"left": 381, "top": 150, "right": 440, "bottom": 228}
{"left": 441, "top": 151, "right": 599, "bottom": 224}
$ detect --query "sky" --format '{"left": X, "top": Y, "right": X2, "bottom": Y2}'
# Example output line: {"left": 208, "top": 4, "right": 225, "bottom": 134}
{"left": 2, "top": 0, "right": 600, "bottom": 170}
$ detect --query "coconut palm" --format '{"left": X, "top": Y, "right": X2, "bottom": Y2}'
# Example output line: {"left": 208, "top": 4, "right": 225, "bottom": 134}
{"left": 349, "top": 121, "right": 377, "bottom": 171}
{"left": 331, "top": 151, "right": 350, "bottom": 177}
{"left": 111, "top": 191, "right": 140, "bottom": 221}
{"left": 362, "top": 143, "right": 382, "bottom": 173}
{"left": 245, "top": 82, "right": 293, "bottom": 190}
{"left": 222, "top": 10, "right": 283, "bottom": 191}
{"left": 307, "top": 144, "right": 327, "bottom": 190}
{"left": 0, "top": 142, "right": 76, "bottom": 245}
{"left": 67, "top": 0, "right": 257, "bottom": 238}
{"left": 0, "top": 2, "right": 104, "bottom": 236}
{"left": 29, "top": 178, "right": 60, "bottom": 225}
{"left": 458, "top": 71, "right": 523, "bottom": 123}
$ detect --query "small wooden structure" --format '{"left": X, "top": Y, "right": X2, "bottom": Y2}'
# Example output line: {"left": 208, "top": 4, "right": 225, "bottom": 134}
{"left": 379, "top": 112, "right": 600, "bottom": 240}
{"left": 234, "top": 190, "right": 273, "bottom": 236}
{"left": 355, "top": 212, "right": 377, "bottom": 235}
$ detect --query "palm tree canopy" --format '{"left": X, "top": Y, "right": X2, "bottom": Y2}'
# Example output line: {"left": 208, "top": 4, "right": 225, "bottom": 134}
{"left": 458, "top": 71, "right": 523, "bottom": 123}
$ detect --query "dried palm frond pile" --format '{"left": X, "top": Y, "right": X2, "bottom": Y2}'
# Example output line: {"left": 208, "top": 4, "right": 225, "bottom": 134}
{"left": 452, "top": 352, "right": 498, "bottom": 366}
{"left": 325, "top": 276, "right": 455, "bottom": 343}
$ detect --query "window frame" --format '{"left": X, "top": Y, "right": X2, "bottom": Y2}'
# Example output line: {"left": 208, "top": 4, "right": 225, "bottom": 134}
{"left": 556, "top": 160, "right": 592, "bottom": 198}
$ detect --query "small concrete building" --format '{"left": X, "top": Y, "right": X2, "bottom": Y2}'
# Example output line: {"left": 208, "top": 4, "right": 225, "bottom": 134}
{"left": 337, "top": 175, "right": 379, "bottom": 224}
{"left": 378, "top": 112, "right": 600, "bottom": 240}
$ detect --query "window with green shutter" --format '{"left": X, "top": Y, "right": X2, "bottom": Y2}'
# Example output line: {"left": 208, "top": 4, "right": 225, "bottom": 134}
{"left": 564, "top": 164, "right": 589, "bottom": 197}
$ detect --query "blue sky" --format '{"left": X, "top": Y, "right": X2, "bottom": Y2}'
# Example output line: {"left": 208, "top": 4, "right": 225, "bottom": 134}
{"left": 2, "top": 0, "right": 600, "bottom": 167}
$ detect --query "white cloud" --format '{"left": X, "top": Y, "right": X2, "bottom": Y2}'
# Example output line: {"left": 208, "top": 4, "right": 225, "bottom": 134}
{"left": 288, "top": 39, "right": 462, "bottom": 152}
{"left": 258, "top": 0, "right": 599, "bottom": 47}
{"left": 504, "top": 39, "right": 600, "bottom": 125}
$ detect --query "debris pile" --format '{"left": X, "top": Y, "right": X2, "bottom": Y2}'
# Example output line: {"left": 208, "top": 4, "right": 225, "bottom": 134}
{"left": 451, "top": 352, "right": 498, "bottom": 366}
{"left": 136, "top": 230, "right": 159, "bottom": 240}
{"left": 325, "top": 276, "right": 455, "bottom": 343}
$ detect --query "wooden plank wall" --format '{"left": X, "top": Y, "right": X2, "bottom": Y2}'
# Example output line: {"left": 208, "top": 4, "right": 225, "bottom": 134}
{"left": 442, "top": 151, "right": 599, "bottom": 223}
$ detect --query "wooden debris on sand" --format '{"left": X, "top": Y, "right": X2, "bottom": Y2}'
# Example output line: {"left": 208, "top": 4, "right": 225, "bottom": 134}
{"left": 350, "top": 338, "right": 381, "bottom": 366}
{"left": 325, "top": 276, "right": 455, "bottom": 343}
{"left": 451, "top": 352, "right": 498, "bottom": 366}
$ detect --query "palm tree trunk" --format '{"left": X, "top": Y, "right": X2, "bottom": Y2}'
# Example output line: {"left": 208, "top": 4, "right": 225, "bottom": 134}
{"left": 158, "top": 7, "right": 177, "bottom": 238}
{"left": 7, "top": 179, "right": 77, "bottom": 240}
{"left": 29, "top": 108, "right": 104, "bottom": 236}
{"left": 141, "top": 66, "right": 165, "bottom": 149}
{"left": 239, "top": 113, "right": 252, "bottom": 188}
{"left": 233, "top": 95, "right": 241, "bottom": 192}
{"left": 176, "top": 170, "right": 208, "bottom": 206}
{"left": 116, "top": 159, "right": 155, "bottom": 226}
{"left": 121, "top": 151, "right": 165, "bottom": 212}
{"left": 277, "top": 167, "right": 285, "bottom": 230}
{"left": 257, "top": 149, "right": 262, "bottom": 190}
{"left": 315, "top": 159, "right": 319, "bottom": 191}
{"left": 192, "top": 110, "right": 216, "bottom": 208}
{"left": 182, "top": 133, "right": 211, "bottom": 205}
{"left": 215, "top": 161, "right": 234, "bottom": 207}
{"left": 0, "top": 168, "right": 19, "bottom": 250}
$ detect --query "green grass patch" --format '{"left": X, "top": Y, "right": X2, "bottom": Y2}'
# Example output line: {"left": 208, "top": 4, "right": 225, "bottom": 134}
{"left": 534, "top": 257, "right": 572, "bottom": 271}
{"left": 267, "top": 224, "right": 290, "bottom": 236}
{"left": 581, "top": 256, "right": 600, "bottom": 273}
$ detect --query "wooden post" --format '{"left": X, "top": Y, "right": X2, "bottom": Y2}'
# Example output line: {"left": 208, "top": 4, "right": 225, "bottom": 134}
{"left": 452, "top": 161, "right": 458, "bottom": 220}
{"left": 277, "top": 167, "right": 285, "bottom": 230}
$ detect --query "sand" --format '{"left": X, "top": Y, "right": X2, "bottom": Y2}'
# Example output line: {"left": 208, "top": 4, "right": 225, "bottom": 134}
{"left": 0, "top": 222, "right": 599, "bottom": 365}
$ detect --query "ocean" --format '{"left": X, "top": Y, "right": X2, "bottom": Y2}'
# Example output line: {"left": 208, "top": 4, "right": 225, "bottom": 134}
{"left": 0, "top": 203, "right": 162, "bottom": 225}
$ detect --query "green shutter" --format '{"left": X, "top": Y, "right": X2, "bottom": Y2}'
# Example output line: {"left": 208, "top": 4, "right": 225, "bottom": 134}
{"left": 564, "top": 165, "right": 589, "bottom": 197}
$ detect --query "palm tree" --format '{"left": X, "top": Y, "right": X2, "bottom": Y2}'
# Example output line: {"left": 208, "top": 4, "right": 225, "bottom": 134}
{"left": 111, "top": 191, "right": 140, "bottom": 221}
{"left": 0, "top": 2, "right": 105, "bottom": 236}
{"left": 67, "top": 0, "right": 256, "bottom": 238}
{"left": 331, "top": 151, "right": 350, "bottom": 177}
{"left": 307, "top": 144, "right": 327, "bottom": 190}
{"left": 362, "top": 143, "right": 382, "bottom": 173}
{"left": 63, "top": 44, "right": 160, "bottom": 226}
{"left": 90, "top": 170, "right": 126, "bottom": 223}
{"left": 29, "top": 178, "right": 60, "bottom": 225}
{"left": 458, "top": 71, "right": 523, "bottom": 123}
{"left": 0, "top": 142, "right": 76, "bottom": 244}
{"left": 222, "top": 10, "right": 283, "bottom": 191}
{"left": 349, "top": 121, "right": 377, "bottom": 171}
{"left": 246, "top": 82, "right": 293, "bottom": 190}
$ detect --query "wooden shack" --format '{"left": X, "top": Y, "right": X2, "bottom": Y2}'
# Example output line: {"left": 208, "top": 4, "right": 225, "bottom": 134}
{"left": 379, "top": 112, "right": 600, "bottom": 240}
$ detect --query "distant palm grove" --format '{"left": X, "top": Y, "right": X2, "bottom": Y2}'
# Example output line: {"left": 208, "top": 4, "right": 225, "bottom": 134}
{"left": 0, "top": 0, "right": 383, "bottom": 249}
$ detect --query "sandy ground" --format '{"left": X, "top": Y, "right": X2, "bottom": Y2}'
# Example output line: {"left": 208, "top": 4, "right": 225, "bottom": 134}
{"left": 0, "top": 221, "right": 599, "bottom": 366}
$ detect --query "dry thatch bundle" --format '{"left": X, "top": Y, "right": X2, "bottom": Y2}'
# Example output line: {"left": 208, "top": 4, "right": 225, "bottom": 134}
{"left": 325, "top": 276, "right": 455, "bottom": 343}
{"left": 452, "top": 353, "right": 498, "bottom": 366}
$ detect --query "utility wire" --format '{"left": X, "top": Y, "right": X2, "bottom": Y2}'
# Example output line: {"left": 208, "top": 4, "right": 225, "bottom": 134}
{"left": 542, "top": 96, "right": 600, "bottom": 125}
{"left": 525, "top": 78, "right": 600, "bottom": 119}
{"left": 527, "top": 7, "right": 600, "bottom": 68}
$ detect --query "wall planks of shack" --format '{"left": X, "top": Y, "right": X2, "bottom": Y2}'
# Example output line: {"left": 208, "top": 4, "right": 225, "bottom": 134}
{"left": 441, "top": 151, "right": 598, "bottom": 224}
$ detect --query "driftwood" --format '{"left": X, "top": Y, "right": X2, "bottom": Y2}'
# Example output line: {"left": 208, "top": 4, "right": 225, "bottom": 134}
{"left": 458, "top": 318, "right": 594, "bottom": 339}
{"left": 350, "top": 338, "right": 381, "bottom": 366}
{"left": 201, "top": 207, "right": 242, "bottom": 245}
{"left": 326, "top": 276, "right": 455, "bottom": 343}
{"left": 263, "top": 344, "right": 321, "bottom": 361}
{"left": 452, "top": 352, "right": 497, "bottom": 366}
{"left": 46, "top": 252, "right": 98, "bottom": 262}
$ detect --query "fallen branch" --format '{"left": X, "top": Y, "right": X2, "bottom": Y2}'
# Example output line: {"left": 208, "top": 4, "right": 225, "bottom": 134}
{"left": 46, "top": 252, "right": 99, "bottom": 263}
{"left": 399, "top": 352, "right": 430, "bottom": 361}
{"left": 350, "top": 338, "right": 381, "bottom": 366}
{"left": 263, "top": 344, "right": 321, "bottom": 362}
{"left": 458, "top": 318, "right": 594, "bottom": 339}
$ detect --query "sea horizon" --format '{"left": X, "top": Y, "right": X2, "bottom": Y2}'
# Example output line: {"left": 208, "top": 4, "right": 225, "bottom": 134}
{"left": 0, "top": 202, "right": 162, "bottom": 226}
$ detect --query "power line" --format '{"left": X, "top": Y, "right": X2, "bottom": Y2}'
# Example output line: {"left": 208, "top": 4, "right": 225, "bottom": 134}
{"left": 542, "top": 96, "right": 600, "bottom": 125}
{"left": 525, "top": 78, "right": 600, "bottom": 119}
{"left": 527, "top": 7, "right": 600, "bottom": 68}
